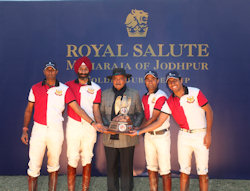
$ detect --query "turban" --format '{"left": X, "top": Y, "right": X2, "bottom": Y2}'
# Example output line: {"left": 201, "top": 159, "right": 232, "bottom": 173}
{"left": 74, "top": 56, "right": 92, "bottom": 74}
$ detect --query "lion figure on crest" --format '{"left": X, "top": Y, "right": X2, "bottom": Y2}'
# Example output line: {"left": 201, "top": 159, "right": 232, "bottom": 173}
{"left": 125, "top": 9, "right": 148, "bottom": 33}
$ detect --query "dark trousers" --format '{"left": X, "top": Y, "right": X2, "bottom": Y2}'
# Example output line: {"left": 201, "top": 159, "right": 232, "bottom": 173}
{"left": 104, "top": 146, "right": 135, "bottom": 191}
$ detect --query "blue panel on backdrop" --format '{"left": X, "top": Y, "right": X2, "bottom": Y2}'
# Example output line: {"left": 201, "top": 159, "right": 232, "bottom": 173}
{"left": 0, "top": 0, "right": 250, "bottom": 179}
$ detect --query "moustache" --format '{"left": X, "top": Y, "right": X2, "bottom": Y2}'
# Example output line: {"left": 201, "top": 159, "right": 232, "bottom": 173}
{"left": 79, "top": 73, "right": 88, "bottom": 76}
{"left": 78, "top": 73, "right": 89, "bottom": 80}
{"left": 78, "top": 73, "right": 89, "bottom": 76}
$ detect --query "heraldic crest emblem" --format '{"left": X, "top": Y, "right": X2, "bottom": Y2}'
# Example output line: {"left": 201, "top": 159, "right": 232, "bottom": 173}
{"left": 125, "top": 9, "right": 149, "bottom": 37}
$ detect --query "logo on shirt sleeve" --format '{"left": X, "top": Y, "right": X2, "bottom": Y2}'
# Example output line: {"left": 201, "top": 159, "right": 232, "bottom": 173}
{"left": 87, "top": 88, "right": 95, "bottom": 94}
{"left": 187, "top": 96, "right": 195, "bottom": 103}
{"left": 55, "top": 89, "right": 63, "bottom": 96}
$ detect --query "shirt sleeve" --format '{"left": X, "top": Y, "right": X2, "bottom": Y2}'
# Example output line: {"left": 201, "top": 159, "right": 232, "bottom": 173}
{"left": 93, "top": 89, "right": 101, "bottom": 104}
{"left": 65, "top": 81, "right": 70, "bottom": 86}
{"left": 154, "top": 96, "right": 167, "bottom": 110}
{"left": 142, "top": 102, "right": 145, "bottom": 110}
{"left": 161, "top": 101, "right": 171, "bottom": 114}
{"left": 28, "top": 88, "right": 35, "bottom": 102}
{"left": 197, "top": 90, "right": 208, "bottom": 107}
{"left": 65, "top": 88, "right": 76, "bottom": 104}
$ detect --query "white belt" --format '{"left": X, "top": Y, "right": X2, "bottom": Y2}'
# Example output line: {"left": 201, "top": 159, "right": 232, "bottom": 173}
{"left": 180, "top": 128, "right": 206, "bottom": 133}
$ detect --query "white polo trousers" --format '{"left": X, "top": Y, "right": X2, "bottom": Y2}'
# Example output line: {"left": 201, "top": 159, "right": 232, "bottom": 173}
{"left": 66, "top": 117, "right": 97, "bottom": 168}
{"left": 178, "top": 130, "right": 209, "bottom": 175}
{"left": 144, "top": 131, "right": 171, "bottom": 175}
{"left": 28, "top": 122, "right": 64, "bottom": 177}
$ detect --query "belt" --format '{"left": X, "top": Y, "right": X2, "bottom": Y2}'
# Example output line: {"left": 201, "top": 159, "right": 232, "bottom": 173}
{"left": 180, "top": 128, "right": 206, "bottom": 133}
{"left": 148, "top": 129, "right": 168, "bottom": 135}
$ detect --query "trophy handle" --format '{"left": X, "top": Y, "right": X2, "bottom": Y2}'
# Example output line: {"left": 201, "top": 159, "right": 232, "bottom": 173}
{"left": 115, "top": 96, "right": 122, "bottom": 115}
{"left": 127, "top": 97, "right": 132, "bottom": 111}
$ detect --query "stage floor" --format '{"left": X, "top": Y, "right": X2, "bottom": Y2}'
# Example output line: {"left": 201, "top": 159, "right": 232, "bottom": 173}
{"left": 0, "top": 176, "right": 249, "bottom": 191}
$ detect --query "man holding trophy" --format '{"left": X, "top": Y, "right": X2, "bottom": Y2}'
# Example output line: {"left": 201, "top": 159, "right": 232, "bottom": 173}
{"left": 129, "top": 70, "right": 172, "bottom": 191}
{"left": 100, "top": 68, "right": 144, "bottom": 191}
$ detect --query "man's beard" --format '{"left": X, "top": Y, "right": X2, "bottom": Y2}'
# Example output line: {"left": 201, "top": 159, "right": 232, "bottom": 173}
{"left": 78, "top": 72, "right": 89, "bottom": 80}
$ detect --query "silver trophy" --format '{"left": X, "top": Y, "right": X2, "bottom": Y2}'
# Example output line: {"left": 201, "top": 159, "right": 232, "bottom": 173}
{"left": 108, "top": 95, "right": 133, "bottom": 133}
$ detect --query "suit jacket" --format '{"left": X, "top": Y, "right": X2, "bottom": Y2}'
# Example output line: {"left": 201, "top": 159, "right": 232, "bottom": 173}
{"left": 100, "top": 87, "right": 144, "bottom": 148}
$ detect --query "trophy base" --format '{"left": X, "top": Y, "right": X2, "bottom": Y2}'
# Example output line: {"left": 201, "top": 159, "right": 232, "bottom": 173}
{"left": 108, "top": 121, "right": 133, "bottom": 133}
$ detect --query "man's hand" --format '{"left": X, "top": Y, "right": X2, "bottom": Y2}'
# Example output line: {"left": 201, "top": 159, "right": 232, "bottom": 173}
{"left": 21, "top": 130, "right": 29, "bottom": 145}
{"left": 202, "top": 103, "right": 213, "bottom": 149}
{"left": 92, "top": 123, "right": 105, "bottom": 132}
{"left": 92, "top": 123, "right": 116, "bottom": 134}
{"left": 103, "top": 127, "right": 117, "bottom": 135}
{"left": 98, "top": 126, "right": 118, "bottom": 135}
{"left": 203, "top": 132, "right": 211, "bottom": 149}
{"left": 124, "top": 130, "right": 138, "bottom": 137}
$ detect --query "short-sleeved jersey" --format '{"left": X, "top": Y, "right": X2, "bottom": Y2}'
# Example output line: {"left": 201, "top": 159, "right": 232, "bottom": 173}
{"left": 142, "top": 89, "right": 170, "bottom": 130}
{"left": 28, "top": 80, "right": 75, "bottom": 126}
{"left": 161, "top": 101, "right": 172, "bottom": 115}
{"left": 66, "top": 79, "right": 101, "bottom": 122}
{"left": 166, "top": 86, "right": 208, "bottom": 130}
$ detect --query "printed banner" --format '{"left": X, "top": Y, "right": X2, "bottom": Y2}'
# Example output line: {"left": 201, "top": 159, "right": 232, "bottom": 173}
{"left": 0, "top": 0, "right": 249, "bottom": 179}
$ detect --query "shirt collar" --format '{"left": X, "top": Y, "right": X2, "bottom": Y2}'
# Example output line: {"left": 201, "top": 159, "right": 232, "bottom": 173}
{"left": 172, "top": 85, "right": 188, "bottom": 97}
{"left": 42, "top": 79, "right": 59, "bottom": 87}
{"left": 74, "top": 78, "right": 92, "bottom": 85}
{"left": 145, "top": 87, "right": 159, "bottom": 95}
{"left": 112, "top": 85, "right": 127, "bottom": 95}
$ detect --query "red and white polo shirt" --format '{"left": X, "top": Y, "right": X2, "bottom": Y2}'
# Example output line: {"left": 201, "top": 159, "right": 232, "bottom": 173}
{"left": 142, "top": 89, "right": 170, "bottom": 130}
{"left": 28, "top": 80, "right": 76, "bottom": 126}
{"left": 166, "top": 86, "right": 208, "bottom": 130}
{"left": 66, "top": 79, "right": 101, "bottom": 122}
